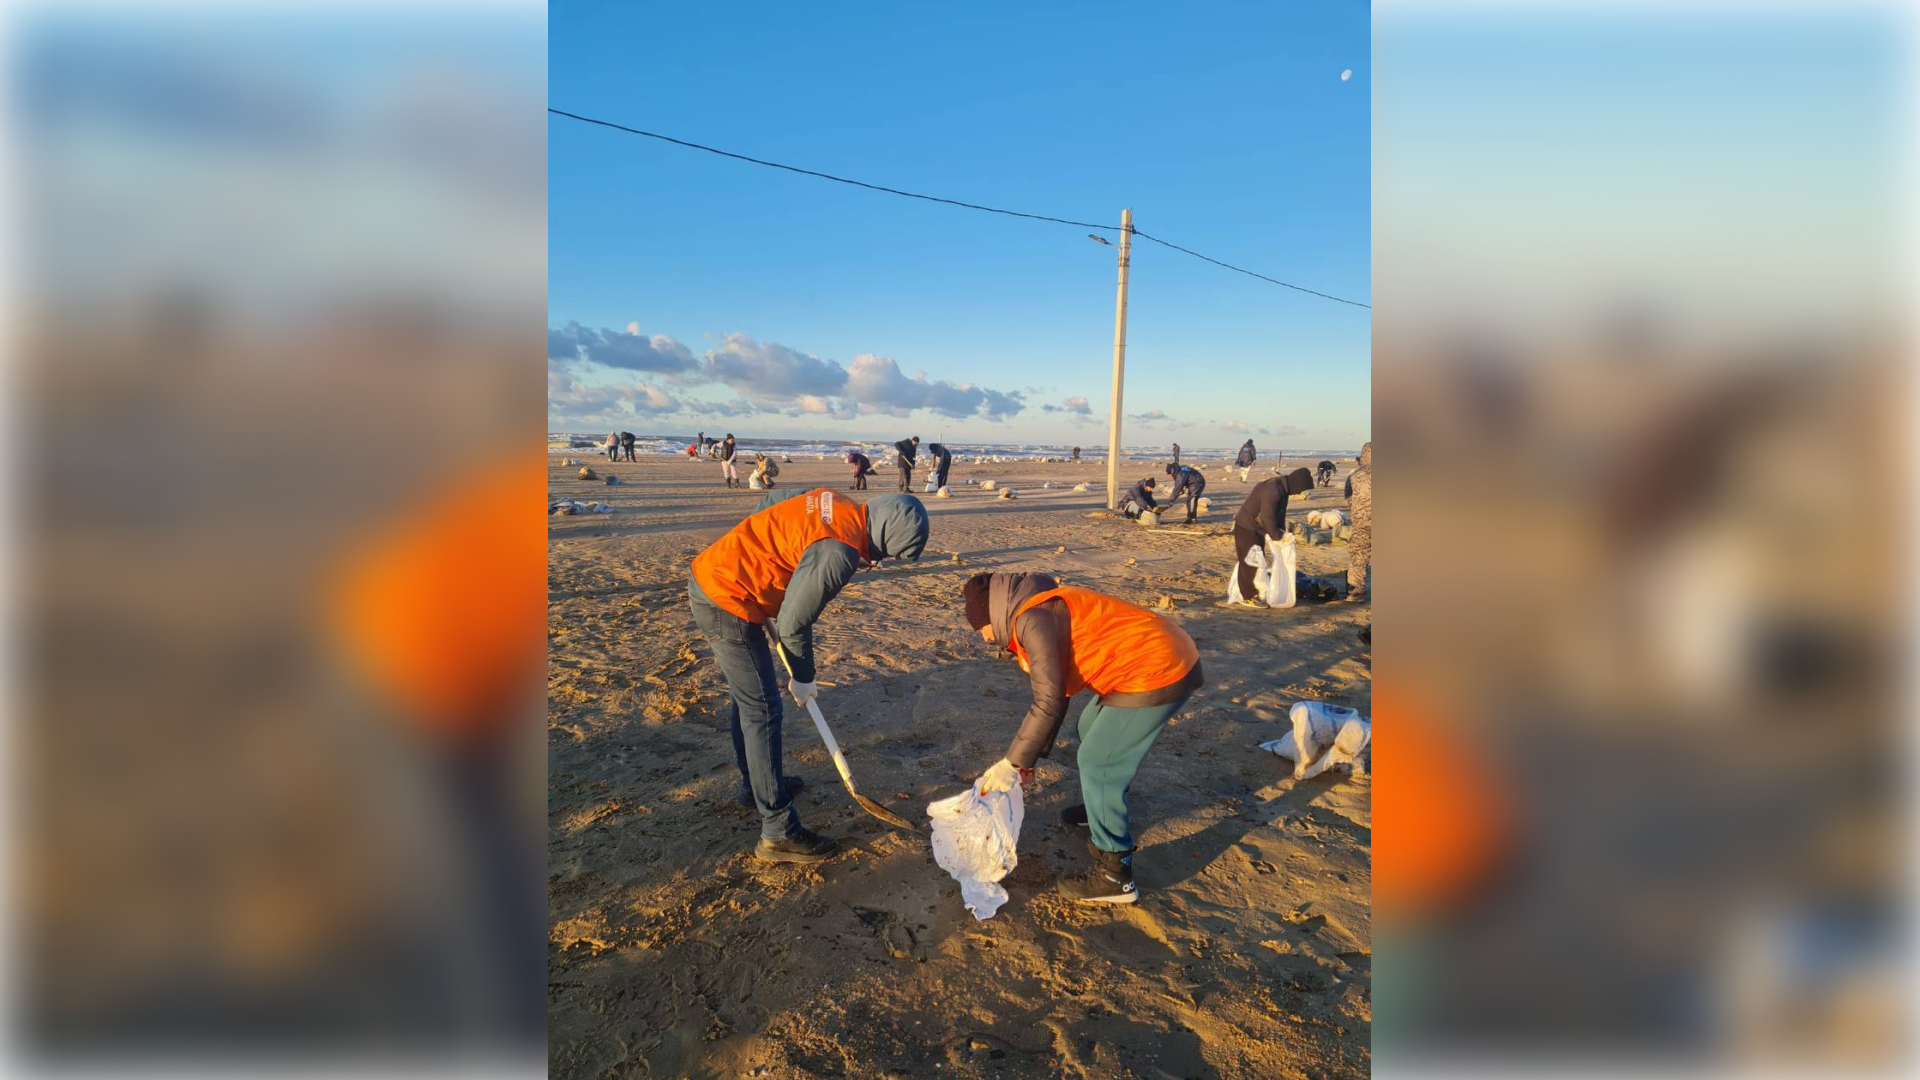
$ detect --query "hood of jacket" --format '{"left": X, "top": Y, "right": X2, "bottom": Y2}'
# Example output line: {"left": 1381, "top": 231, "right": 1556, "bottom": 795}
{"left": 864, "top": 494, "right": 929, "bottom": 561}
{"left": 987, "top": 571, "right": 1060, "bottom": 648}
{"left": 1282, "top": 467, "right": 1316, "bottom": 495}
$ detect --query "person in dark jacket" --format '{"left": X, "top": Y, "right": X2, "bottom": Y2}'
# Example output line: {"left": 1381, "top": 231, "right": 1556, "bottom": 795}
{"left": 1170, "top": 442, "right": 1181, "bottom": 467}
{"left": 719, "top": 434, "right": 740, "bottom": 488}
{"left": 690, "top": 491, "right": 930, "bottom": 863}
{"left": 963, "top": 571, "right": 1204, "bottom": 904}
{"left": 1234, "top": 439, "right": 1257, "bottom": 469}
{"left": 1121, "top": 477, "right": 1158, "bottom": 519}
{"left": 893, "top": 436, "right": 919, "bottom": 492}
{"left": 1071, "top": 446, "right": 1081, "bottom": 462}
{"left": 1163, "top": 463, "right": 1206, "bottom": 524}
{"left": 846, "top": 450, "right": 873, "bottom": 490}
{"left": 1317, "top": 459, "right": 1336, "bottom": 487}
{"left": 926, "top": 442, "right": 953, "bottom": 490}
{"left": 1231, "top": 468, "right": 1315, "bottom": 605}
{"left": 620, "top": 431, "right": 637, "bottom": 462}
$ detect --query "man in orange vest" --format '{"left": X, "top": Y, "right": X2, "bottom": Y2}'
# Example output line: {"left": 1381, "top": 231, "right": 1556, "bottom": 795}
{"left": 689, "top": 489, "right": 930, "bottom": 863}
{"left": 963, "top": 572, "right": 1204, "bottom": 903}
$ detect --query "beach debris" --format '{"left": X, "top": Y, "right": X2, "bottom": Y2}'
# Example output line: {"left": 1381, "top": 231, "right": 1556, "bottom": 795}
{"left": 1135, "top": 510, "right": 1160, "bottom": 527}
{"left": 1226, "top": 535, "right": 1297, "bottom": 608}
{"left": 1197, "top": 497, "right": 1211, "bottom": 514}
{"left": 549, "top": 499, "right": 613, "bottom": 516}
{"left": 980, "top": 480, "right": 996, "bottom": 490}
{"left": 604, "top": 474, "right": 620, "bottom": 485}
{"left": 935, "top": 486, "right": 954, "bottom": 498}
{"left": 1259, "top": 702, "right": 1370, "bottom": 780}
{"left": 951, "top": 552, "right": 963, "bottom": 563}
{"left": 1055, "top": 545, "right": 1067, "bottom": 554}
{"left": 1072, "top": 482, "right": 1090, "bottom": 493}
{"left": 1041, "top": 481, "right": 1053, "bottom": 489}
{"left": 927, "top": 783, "right": 1024, "bottom": 921}
{"left": 997, "top": 487, "right": 1017, "bottom": 500}
{"left": 577, "top": 467, "right": 597, "bottom": 480}
{"left": 1155, "top": 593, "right": 1175, "bottom": 609}
{"left": 1125, "top": 556, "right": 1139, "bottom": 566}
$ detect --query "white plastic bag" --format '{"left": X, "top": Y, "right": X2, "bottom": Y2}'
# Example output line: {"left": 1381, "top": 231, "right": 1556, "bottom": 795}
{"left": 1227, "top": 536, "right": 1297, "bottom": 607}
{"left": 1259, "top": 701, "right": 1371, "bottom": 780}
{"left": 925, "top": 475, "right": 939, "bottom": 493}
{"left": 927, "top": 783, "right": 1024, "bottom": 921}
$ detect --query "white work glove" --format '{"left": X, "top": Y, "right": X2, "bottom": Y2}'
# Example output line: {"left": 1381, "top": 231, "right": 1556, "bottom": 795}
{"left": 976, "top": 758, "right": 1033, "bottom": 794}
{"left": 789, "top": 680, "right": 818, "bottom": 708}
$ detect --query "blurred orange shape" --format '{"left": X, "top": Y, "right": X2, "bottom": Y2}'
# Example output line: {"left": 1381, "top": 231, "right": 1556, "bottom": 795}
{"left": 1372, "top": 685, "right": 1512, "bottom": 917}
{"left": 331, "top": 457, "right": 545, "bottom": 741}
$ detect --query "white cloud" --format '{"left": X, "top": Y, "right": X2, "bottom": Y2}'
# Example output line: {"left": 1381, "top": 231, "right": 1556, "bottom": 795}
{"left": 550, "top": 323, "right": 1029, "bottom": 423}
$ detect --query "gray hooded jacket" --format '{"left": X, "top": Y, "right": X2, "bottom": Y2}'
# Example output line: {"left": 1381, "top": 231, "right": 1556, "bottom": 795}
{"left": 692, "top": 491, "right": 929, "bottom": 683}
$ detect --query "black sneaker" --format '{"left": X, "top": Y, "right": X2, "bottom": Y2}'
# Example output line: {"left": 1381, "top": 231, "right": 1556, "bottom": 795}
{"left": 737, "top": 775, "right": 806, "bottom": 809}
{"left": 753, "top": 828, "right": 838, "bottom": 864}
{"left": 1060, "top": 803, "right": 1089, "bottom": 829}
{"left": 1057, "top": 843, "right": 1137, "bottom": 904}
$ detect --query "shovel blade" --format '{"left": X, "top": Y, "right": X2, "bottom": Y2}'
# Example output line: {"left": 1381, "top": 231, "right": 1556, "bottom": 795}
{"left": 853, "top": 792, "right": 914, "bottom": 830}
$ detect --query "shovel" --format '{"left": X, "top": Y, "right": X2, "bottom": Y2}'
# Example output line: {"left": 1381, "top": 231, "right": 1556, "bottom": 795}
{"left": 772, "top": 641, "right": 914, "bottom": 831}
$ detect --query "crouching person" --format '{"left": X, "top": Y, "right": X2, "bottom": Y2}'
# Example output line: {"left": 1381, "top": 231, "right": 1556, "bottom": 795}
{"left": 1121, "top": 476, "right": 1159, "bottom": 519}
{"left": 962, "top": 572, "right": 1203, "bottom": 903}
{"left": 689, "top": 489, "right": 930, "bottom": 863}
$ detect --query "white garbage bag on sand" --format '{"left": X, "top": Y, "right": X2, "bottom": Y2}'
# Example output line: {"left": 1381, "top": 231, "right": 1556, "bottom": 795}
{"left": 1308, "top": 509, "right": 1348, "bottom": 529}
{"left": 1226, "top": 535, "right": 1297, "bottom": 607}
{"left": 925, "top": 475, "right": 939, "bottom": 493}
{"left": 935, "top": 485, "right": 954, "bottom": 498}
{"left": 1259, "top": 701, "right": 1371, "bottom": 780}
{"left": 928, "top": 783, "right": 1024, "bottom": 921}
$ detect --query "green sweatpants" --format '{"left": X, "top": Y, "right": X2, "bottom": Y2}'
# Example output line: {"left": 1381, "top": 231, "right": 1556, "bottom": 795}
{"left": 1075, "top": 694, "right": 1190, "bottom": 853}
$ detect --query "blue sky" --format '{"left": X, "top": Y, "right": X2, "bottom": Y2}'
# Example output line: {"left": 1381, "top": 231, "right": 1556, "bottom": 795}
{"left": 549, "top": 1, "right": 1370, "bottom": 449}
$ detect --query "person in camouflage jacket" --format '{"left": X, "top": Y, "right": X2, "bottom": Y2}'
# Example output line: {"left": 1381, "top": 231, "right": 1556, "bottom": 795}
{"left": 1346, "top": 442, "right": 1371, "bottom": 600}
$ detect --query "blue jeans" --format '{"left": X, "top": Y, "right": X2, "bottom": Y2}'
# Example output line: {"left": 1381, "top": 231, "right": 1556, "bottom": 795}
{"left": 1076, "top": 695, "right": 1189, "bottom": 852}
{"left": 688, "top": 583, "right": 802, "bottom": 840}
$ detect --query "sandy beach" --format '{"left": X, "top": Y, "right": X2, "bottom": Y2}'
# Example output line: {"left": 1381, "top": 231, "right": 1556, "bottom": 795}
{"left": 548, "top": 452, "right": 1371, "bottom": 1080}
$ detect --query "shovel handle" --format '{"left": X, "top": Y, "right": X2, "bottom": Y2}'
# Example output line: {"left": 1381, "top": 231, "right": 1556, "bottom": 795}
{"left": 772, "top": 640, "right": 861, "bottom": 796}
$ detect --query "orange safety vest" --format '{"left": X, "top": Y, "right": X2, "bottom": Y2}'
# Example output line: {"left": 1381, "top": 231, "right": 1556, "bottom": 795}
{"left": 691, "top": 489, "right": 870, "bottom": 623}
{"left": 1007, "top": 586, "right": 1198, "bottom": 697}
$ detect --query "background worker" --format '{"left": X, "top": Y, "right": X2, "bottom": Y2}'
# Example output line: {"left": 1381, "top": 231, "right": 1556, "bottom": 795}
{"left": 1346, "top": 442, "right": 1371, "bottom": 603}
{"left": 1231, "top": 468, "right": 1315, "bottom": 606}
{"left": 963, "top": 572, "right": 1204, "bottom": 904}
{"left": 893, "top": 435, "right": 920, "bottom": 493}
{"left": 688, "top": 490, "right": 930, "bottom": 863}
{"left": 847, "top": 450, "right": 874, "bottom": 490}
{"left": 1163, "top": 462, "right": 1206, "bottom": 524}
{"left": 925, "top": 441, "right": 953, "bottom": 491}
{"left": 1121, "top": 476, "right": 1159, "bottom": 519}
{"left": 719, "top": 434, "right": 740, "bottom": 488}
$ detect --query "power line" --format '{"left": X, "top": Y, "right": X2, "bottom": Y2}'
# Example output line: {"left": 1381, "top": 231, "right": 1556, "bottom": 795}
{"left": 548, "top": 108, "right": 1114, "bottom": 231}
{"left": 1130, "top": 230, "right": 1371, "bottom": 310}
{"left": 549, "top": 107, "right": 1370, "bottom": 311}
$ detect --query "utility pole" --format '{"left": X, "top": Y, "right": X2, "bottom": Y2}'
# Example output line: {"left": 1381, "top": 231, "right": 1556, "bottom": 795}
{"left": 1105, "top": 208, "right": 1132, "bottom": 510}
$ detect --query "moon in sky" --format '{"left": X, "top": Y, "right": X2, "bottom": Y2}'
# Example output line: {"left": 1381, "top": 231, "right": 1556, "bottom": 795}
{"left": 1340, "top": 69, "right": 1352, "bottom": 81}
